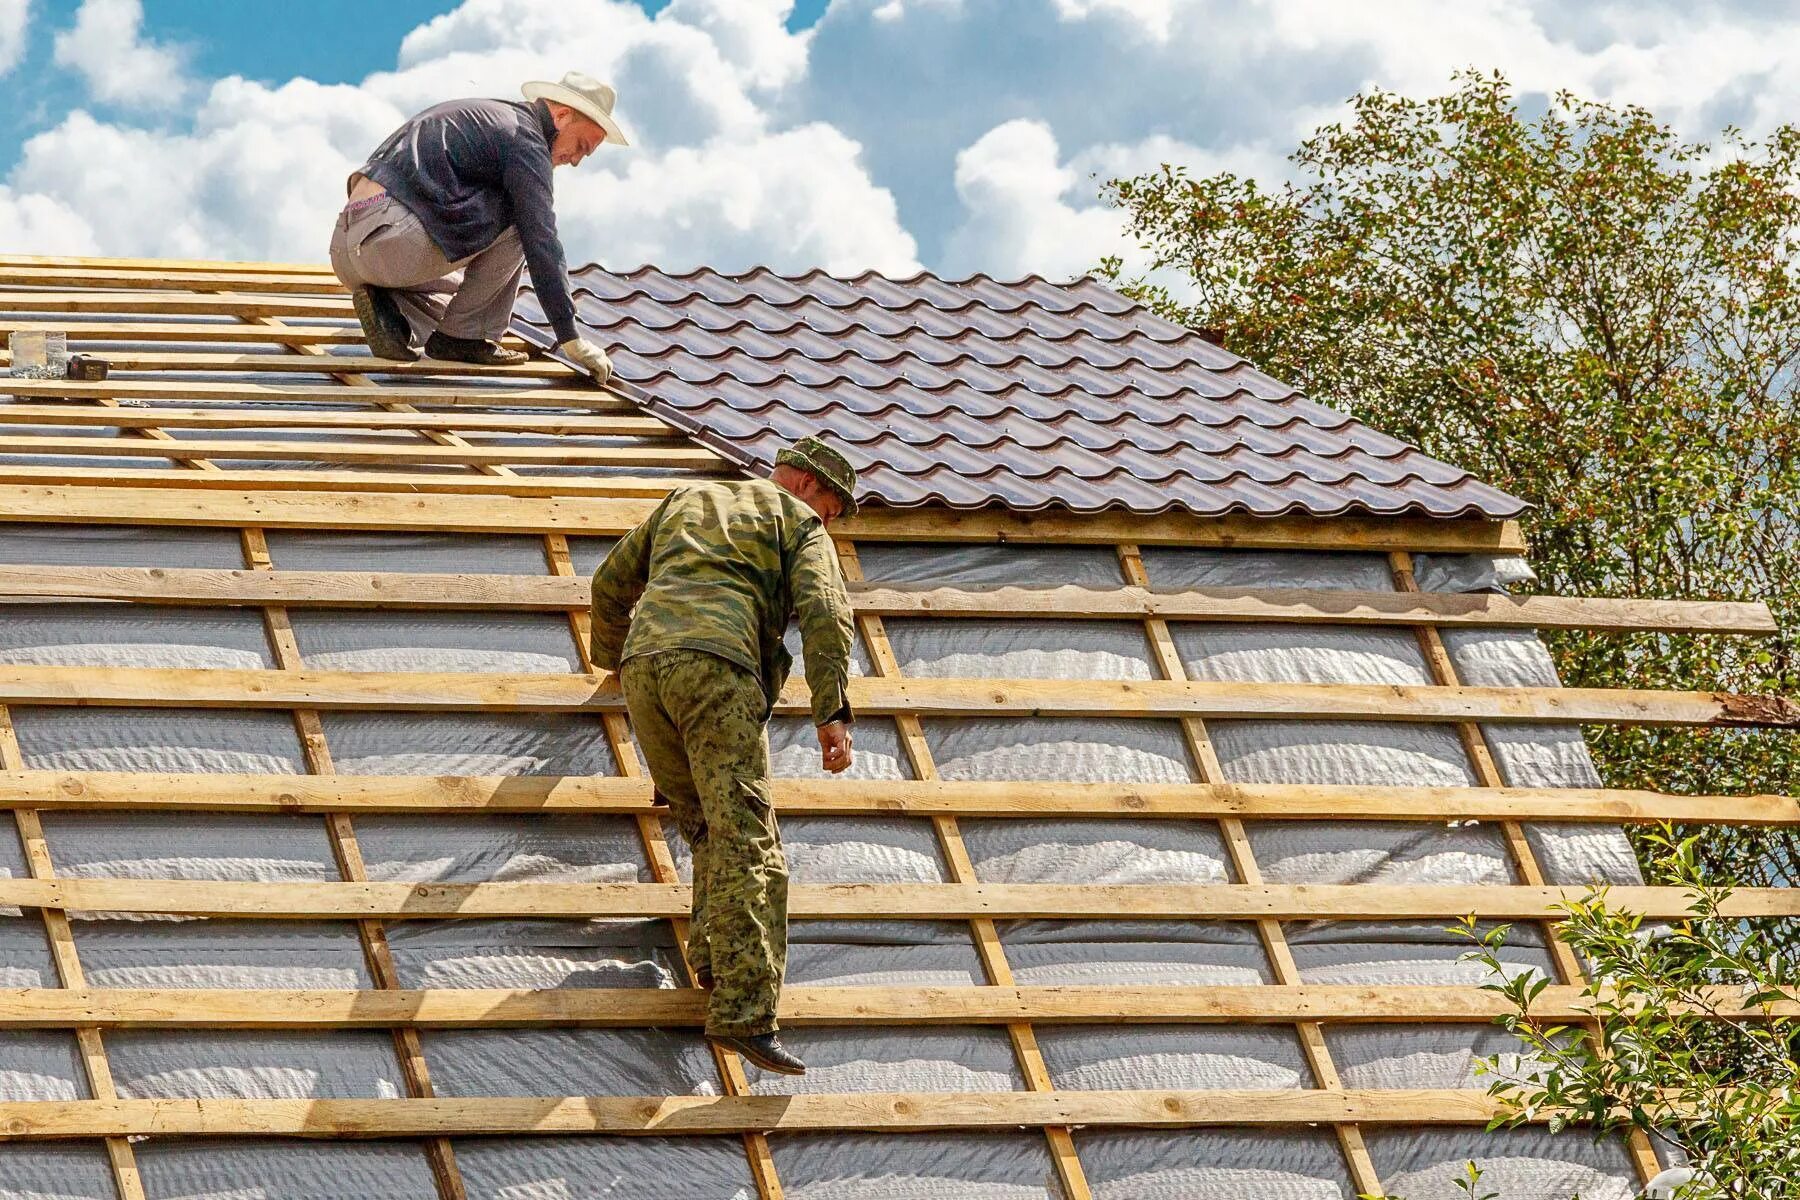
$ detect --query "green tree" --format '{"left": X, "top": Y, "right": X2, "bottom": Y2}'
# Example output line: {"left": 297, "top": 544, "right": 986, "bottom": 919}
{"left": 1101, "top": 72, "right": 1799, "bottom": 898}
{"left": 1453, "top": 832, "right": 1800, "bottom": 1199}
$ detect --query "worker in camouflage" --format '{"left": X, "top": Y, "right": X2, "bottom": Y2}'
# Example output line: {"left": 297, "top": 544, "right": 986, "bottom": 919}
{"left": 590, "top": 436, "right": 859, "bottom": 1076}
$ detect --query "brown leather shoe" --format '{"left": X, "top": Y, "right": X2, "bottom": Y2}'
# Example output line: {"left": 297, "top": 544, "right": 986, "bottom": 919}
{"left": 707, "top": 1031, "right": 805, "bottom": 1075}
{"left": 424, "top": 331, "right": 528, "bottom": 366}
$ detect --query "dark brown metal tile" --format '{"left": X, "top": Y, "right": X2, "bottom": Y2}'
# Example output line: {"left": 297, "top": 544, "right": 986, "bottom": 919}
{"left": 514, "top": 266, "right": 1527, "bottom": 520}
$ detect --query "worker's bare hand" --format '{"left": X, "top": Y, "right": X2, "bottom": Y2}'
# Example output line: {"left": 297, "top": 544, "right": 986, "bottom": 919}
{"left": 817, "top": 721, "right": 854, "bottom": 774}
{"left": 559, "top": 337, "right": 615, "bottom": 384}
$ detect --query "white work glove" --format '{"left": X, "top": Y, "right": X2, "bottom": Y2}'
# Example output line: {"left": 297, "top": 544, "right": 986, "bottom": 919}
{"left": 560, "top": 338, "right": 614, "bottom": 384}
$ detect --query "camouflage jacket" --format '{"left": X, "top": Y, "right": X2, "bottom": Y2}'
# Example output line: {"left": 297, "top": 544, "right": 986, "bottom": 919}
{"left": 590, "top": 479, "right": 855, "bottom": 726}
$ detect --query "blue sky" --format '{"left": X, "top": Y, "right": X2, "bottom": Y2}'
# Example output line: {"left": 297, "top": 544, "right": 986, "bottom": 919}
{"left": 0, "top": 1, "right": 1793, "bottom": 277}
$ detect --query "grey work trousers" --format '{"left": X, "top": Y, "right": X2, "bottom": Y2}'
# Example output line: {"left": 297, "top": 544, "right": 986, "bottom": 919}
{"left": 328, "top": 195, "right": 525, "bottom": 347}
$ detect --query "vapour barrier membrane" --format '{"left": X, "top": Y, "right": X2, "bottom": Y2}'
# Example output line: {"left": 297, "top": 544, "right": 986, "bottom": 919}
{"left": 0, "top": 526, "right": 1651, "bottom": 1199}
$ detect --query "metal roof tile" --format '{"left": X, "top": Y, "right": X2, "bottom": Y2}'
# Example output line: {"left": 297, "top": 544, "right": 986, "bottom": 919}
{"left": 514, "top": 267, "right": 1526, "bottom": 520}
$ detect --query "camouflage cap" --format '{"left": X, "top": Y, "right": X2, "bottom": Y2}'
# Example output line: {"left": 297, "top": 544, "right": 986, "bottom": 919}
{"left": 774, "top": 436, "right": 859, "bottom": 518}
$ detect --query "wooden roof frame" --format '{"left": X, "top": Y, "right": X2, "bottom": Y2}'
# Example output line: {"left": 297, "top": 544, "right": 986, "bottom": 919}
{"left": 0, "top": 254, "right": 1789, "bottom": 1200}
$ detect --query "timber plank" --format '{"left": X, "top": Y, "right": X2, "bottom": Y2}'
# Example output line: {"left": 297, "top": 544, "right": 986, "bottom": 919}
{"left": 4, "top": 774, "right": 1783, "bottom": 826}
{"left": 0, "top": 350, "right": 573, "bottom": 378}
{"left": 852, "top": 583, "right": 1776, "bottom": 634}
{"left": 0, "top": 406, "right": 680, "bottom": 437}
{"left": 0, "top": 267, "right": 346, "bottom": 294}
{"left": 0, "top": 254, "right": 334, "bottom": 276}
{"left": 1, "top": 878, "right": 1794, "bottom": 920}
{"left": 0, "top": 378, "right": 631, "bottom": 410}
{"left": 0, "top": 565, "right": 1767, "bottom": 635}
{"left": 0, "top": 1090, "right": 1519, "bottom": 1139}
{"left": 0, "top": 292, "right": 353, "bottom": 318}
{"left": 0, "top": 321, "right": 360, "bottom": 345}
{"left": 0, "top": 466, "right": 692, "bottom": 499}
{"left": 0, "top": 433, "right": 724, "bottom": 470}
{"left": 0, "top": 485, "right": 665, "bottom": 531}
{"left": 0, "top": 662, "right": 1788, "bottom": 727}
{"left": 0, "top": 983, "right": 1787, "bottom": 1028}
{"left": 846, "top": 510, "right": 1529, "bottom": 553}
{"left": 0, "top": 485, "right": 1524, "bottom": 548}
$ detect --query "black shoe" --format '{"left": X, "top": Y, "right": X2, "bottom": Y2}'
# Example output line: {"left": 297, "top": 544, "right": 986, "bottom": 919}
{"left": 707, "top": 1031, "right": 805, "bottom": 1076}
{"left": 424, "top": 331, "right": 529, "bottom": 366}
{"left": 692, "top": 965, "right": 714, "bottom": 990}
{"left": 350, "top": 286, "right": 417, "bottom": 362}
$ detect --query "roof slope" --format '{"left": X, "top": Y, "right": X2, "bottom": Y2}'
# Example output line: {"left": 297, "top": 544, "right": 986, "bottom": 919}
{"left": 513, "top": 265, "right": 1527, "bottom": 520}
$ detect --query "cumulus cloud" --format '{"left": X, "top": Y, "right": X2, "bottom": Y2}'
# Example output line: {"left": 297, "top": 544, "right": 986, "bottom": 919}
{"left": 9, "top": 80, "right": 404, "bottom": 260}
{"left": 52, "top": 0, "right": 193, "bottom": 108}
{"left": 2, "top": 0, "right": 915, "bottom": 272}
{"left": 8, "top": 0, "right": 1800, "bottom": 277}
{"left": 562, "top": 122, "right": 916, "bottom": 273}
{"left": 941, "top": 119, "right": 1280, "bottom": 281}
{"left": 942, "top": 119, "right": 1122, "bottom": 279}
{"left": 0, "top": 0, "right": 27, "bottom": 77}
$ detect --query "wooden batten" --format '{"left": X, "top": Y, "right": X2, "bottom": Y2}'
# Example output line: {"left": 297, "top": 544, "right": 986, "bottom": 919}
{"left": 0, "top": 565, "right": 1771, "bottom": 635}
{"left": 0, "top": 983, "right": 1788, "bottom": 1029}
{"left": 0, "top": 770, "right": 1788, "bottom": 824}
{"left": 0, "top": 1090, "right": 1534, "bottom": 1140}
{"left": 0, "top": 878, "right": 1793, "bottom": 921}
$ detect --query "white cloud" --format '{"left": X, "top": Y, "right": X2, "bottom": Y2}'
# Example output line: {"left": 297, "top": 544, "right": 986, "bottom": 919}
{"left": 2, "top": 0, "right": 918, "bottom": 273}
{"left": 562, "top": 122, "right": 917, "bottom": 273}
{"left": 0, "top": 0, "right": 28, "bottom": 77}
{"left": 8, "top": 80, "right": 402, "bottom": 260}
{"left": 942, "top": 119, "right": 1121, "bottom": 279}
{"left": 1052, "top": 0, "right": 1176, "bottom": 41}
{"left": 9, "top": 0, "right": 1800, "bottom": 276}
{"left": 0, "top": 184, "right": 94, "bottom": 254}
{"left": 52, "top": 0, "right": 193, "bottom": 108}
{"left": 941, "top": 118, "right": 1275, "bottom": 281}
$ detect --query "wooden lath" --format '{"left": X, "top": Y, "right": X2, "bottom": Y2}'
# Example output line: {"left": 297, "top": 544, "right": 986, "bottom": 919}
{"left": 0, "top": 1090, "right": 1565, "bottom": 1140}
{"left": 0, "top": 563, "right": 1772, "bottom": 634}
{"left": 0, "top": 983, "right": 1790, "bottom": 1028}
{"left": 0, "top": 481, "right": 1526, "bottom": 548}
{"left": 0, "top": 350, "right": 572, "bottom": 377}
{"left": 0, "top": 405, "right": 679, "bottom": 437}
{"left": 0, "top": 432, "right": 726, "bottom": 470}
{"left": 0, "top": 770, "right": 1789, "bottom": 824}
{"left": 0, "top": 253, "right": 336, "bottom": 275}
{"left": 4, "top": 878, "right": 1795, "bottom": 920}
{"left": 0, "top": 661, "right": 1786, "bottom": 727}
{"left": 0, "top": 320, "right": 363, "bottom": 345}
{"left": 0, "top": 377, "right": 630, "bottom": 409}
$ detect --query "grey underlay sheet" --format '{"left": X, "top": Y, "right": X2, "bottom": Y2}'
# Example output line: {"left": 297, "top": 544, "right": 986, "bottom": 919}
{"left": 0, "top": 526, "right": 1665, "bottom": 1199}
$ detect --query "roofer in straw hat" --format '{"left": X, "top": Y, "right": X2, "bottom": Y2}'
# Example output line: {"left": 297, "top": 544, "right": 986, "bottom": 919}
{"left": 589, "top": 439, "right": 862, "bottom": 1076}
{"left": 329, "top": 71, "right": 621, "bottom": 378}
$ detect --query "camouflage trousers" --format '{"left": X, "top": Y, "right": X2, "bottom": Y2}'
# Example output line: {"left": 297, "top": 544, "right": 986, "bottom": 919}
{"left": 620, "top": 648, "right": 788, "bottom": 1037}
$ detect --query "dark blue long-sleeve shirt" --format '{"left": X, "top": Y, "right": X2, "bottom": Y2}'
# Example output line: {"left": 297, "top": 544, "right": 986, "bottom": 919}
{"left": 358, "top": 97, "right": 579, "bottom": 343}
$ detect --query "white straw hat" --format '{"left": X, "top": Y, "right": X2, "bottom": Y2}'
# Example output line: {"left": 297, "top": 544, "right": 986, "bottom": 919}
{"left": 522, "top": 71, "right": 629, "bottom": 147}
